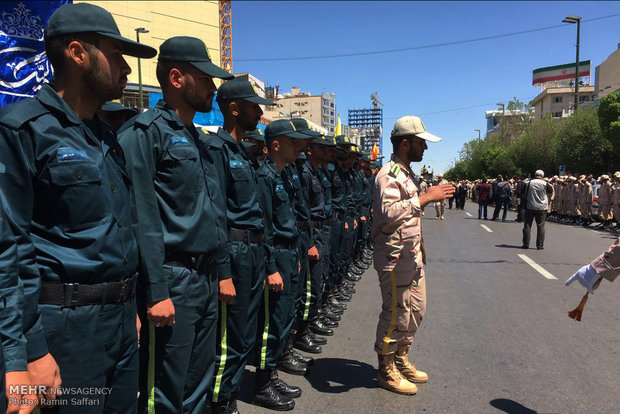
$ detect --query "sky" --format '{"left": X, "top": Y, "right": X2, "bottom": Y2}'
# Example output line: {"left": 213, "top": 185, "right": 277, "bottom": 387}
{"left": 231, "top": 1, "right": 620, "bottom": 173}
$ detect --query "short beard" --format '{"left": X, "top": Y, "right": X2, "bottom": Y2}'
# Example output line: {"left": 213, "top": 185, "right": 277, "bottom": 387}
{"left": 183, "top": 86, "right": 213, "bottom": 113}
{"left": 407, "top": 145, "right": 422, "bottom": 162}
{"left": 83, "top": 51, "right": 120, "bottom": 103}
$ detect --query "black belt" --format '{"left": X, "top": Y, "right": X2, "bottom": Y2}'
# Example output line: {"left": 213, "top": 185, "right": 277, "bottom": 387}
{"left": 296, "top": 220, "right": 310, "bottom": 231}
{"left": 346, "top": 209, "right": 357, "bottom": 217}
{"left": 333, "top": 212, "right": 345, "bottom": 219}
{"left": 39, "top": 274, "right": 138, "bottom": 308}
{"left": 228, "top": 227, "right": 264, "bottom": 244}
{"left": 165, "top": 252, "right": 216, "bottom": 271}
{"left": 273, "top": 236, "right": 298, "bottom": 250}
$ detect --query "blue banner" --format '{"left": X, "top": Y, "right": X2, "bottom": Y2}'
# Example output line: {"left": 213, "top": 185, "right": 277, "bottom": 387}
{"left": 0, "top": 1, "right": 70, "bottom": 107}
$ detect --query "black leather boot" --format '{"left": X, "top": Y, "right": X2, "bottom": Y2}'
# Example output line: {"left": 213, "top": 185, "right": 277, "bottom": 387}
{"left": 292, "top": 349, "right": 315, "bottom": 364}
{"left": 211, "top": 397, "right": 240, "bottom": 414}
{"left": 327, "top": 295, "right": 347, "bottom": 310}
{"left": 293, "top": 329, "right": 323, "bottom": 354}
{"left": 252, "top": 368, "right": 295, "bottom": 411}
{"left": 348, "top": 264, "right": 364, "bottom": 276}
{"left": 309, "top": 318, "right": 334, "bottom": 336}
{"left": 308, "top": 332, "right": 327, "bottom": 345}
{"left": 270, "top": 369, "right": 302, "bottom": 398}
{"left": 319, "top": 314, "right": 339, "bottom": 328}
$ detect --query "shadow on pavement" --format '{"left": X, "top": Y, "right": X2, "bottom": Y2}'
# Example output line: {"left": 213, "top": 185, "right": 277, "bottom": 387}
{"left": 305, "top": 358, "right": 377, "bottom": 393}
{"left": 495, "top": 244, "right": 526, "bottom": 249}
{"left": 490, "top": 398, "right": 538, "bottom": 413}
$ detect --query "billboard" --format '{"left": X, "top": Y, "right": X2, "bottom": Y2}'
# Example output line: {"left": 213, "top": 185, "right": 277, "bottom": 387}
{"left": 532, "top": 61, "right": 591, "bottom": 86}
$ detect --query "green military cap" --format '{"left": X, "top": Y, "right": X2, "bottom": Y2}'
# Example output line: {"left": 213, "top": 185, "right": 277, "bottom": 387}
{"left": 216, "top": 77, "right": 275, "bottom": 105}
{"left": 312, "top": 135, "right": 336, "bottom": 146}
{"left": 242, "top": 141, "right": 256, "bottom": 149}
{"left": 101, "top": 101, "right": 139, "bottom": 116}
{"left": 265, "top": 119, "right": 309, "bottom": 140}
{"left": 245, "top": 128, "right": 265, "bottom": 143}
{"left": 359, "top": 153, "right": 372, "bottom": 162}
{"left": 291, "top": 118, "right": 321, "bottom": 138}
{"left": 44, "top": 3, "right": 157, "bottom": 59}
{"left": 159, "top": 36, "right": 234, "bottom": 79}
{"left": 335, "top": 135, "right": 355, "bottom": 147}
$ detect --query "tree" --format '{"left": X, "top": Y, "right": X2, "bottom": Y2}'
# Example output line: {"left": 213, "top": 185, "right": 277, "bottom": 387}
{"left": 598, "top": 90, "right": 620, "bottom": 154}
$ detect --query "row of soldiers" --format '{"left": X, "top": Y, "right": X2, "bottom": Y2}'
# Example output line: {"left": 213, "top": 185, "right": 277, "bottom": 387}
{"left": 0, "top": 3, "right": 375, "bottom": 414}
{"left": 547, "top": 174, "right": 620, "bottom": 229}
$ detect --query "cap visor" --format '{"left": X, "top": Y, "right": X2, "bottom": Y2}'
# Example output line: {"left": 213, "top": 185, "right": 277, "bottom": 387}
{"left": 105, "top": 33, "right": 157, "bottom": 58}
{"left": 245, "top": 95, "right": 276, "bottom": 106}
{"left": 242, "top": 141, "right": 256, "bottom": 148}
{"left": 192, "top": 61, "right": 234, "bottom": 80}
{"left": 300, "top": 129, "right": 322, "bottom": 138}
{"left": 416, "top": 131, "right": 442, "bottom": 143}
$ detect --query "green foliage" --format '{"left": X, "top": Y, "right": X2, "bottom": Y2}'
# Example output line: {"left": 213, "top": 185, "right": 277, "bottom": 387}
{"left": 446, "top": 100, "right": 620, "bottom": 180}
{"left": 598, "top": 90, "right": 620, "bottom": 153}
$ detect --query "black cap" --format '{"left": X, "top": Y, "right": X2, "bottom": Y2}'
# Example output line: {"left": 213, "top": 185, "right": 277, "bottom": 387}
{"left": 100, "top": 101, "right": 139, "bottom": 115}
{"left": 44, "top": 3, "right": 157, "bottom": 59}
{"left": 291, "top": 118, "right": 321, "bottom": 137}
{"left": 335, "top": 135, "right": 355, "bottom": 147}
{"left": 159, "top": 36, "right": 233, "bottom": 79}
{"left": 312, "top": 135, "right": 336, "bottom": 146}
{"left": 245, "top": 128, "right": 265, "bottom": 143}
{"left": 216, "top": 77, "right": 275, "bottom": 105}
{"left": 265, "top": 119, "right": 310, "bottom": 140}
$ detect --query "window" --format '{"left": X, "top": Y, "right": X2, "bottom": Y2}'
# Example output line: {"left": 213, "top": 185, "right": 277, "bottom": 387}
{"left": 323, "top": 117, "right": 329, "bottom": 123}
{"left": 330, "top": 119, "right": 334, "bottom": 124}
{"left": 552, "top": 112, "right": 562, "bottom": 118}
{"left": 330, "top": 127, "right": 334, "bottom": 132}
{"left": 330, "top": 103, "right": 334, "bottom": 108}
{"left": 322, "top": 99, "right": 330, "bottom": 106}
{"left": 554, "top": 97, "right": 563, "bottom": 103}
{"left": 330, "top": 111, "right": 334, "bottom": 116}
{"left": 579, "top": 95, "right": 589, "bottom": 102}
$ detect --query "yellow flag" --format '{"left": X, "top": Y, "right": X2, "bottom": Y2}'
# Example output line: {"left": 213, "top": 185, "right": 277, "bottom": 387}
{"left": 334, "top": 113, "right": 342, "bottom": 137}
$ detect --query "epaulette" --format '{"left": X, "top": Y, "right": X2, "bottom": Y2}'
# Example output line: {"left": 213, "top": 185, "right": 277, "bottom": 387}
{"left": 207, "top": 134, "right": 225, "bottom": 149}
{"left": 388, "top": 162, "right": 401, "bottom": 178}
{"left": 119, "top": 109, "right": 162, "bottom": 133}
{"left": 0, "top": 98, "right": 50, "bottom": 129}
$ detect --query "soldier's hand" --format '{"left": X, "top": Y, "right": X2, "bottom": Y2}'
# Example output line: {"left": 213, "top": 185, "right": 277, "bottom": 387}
{"left": 354, "top": 220, "right": 358, "bottom": 229}
{"left": 308, "top": 245, "right": 319, "bottom": 261}
{"left": 27, "top": 353, "right": 61, "bottom": 402}
{"left": 219, "top": 278, "right": 236, "bottom": 304}
{"left": 5, "top": 371, "right": 36, "bottom": 413}
{"left": 136, "top": 314, "right": 141, "bottom": 343}
{"left": 419, "top": 185, "right": 455, "bottom": 207}
{"left": 360, "top": 216, "right": 367, "bottom": 222}
{"left": 147, "top": 298, "right": 175, "bottom": 327}
{"left": 267, "top": 272, "right": 284, "bottom": 292}
{"left": 345, "top": 222, "right": 349, "bottom": 231}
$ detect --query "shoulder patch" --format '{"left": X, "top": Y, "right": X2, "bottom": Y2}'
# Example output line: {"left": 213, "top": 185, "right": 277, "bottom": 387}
{"left": 388, "top": 163, "right": 401, "bottom": 178}
{"left": 0, "top": 98, "right": 50, "bottom": 129}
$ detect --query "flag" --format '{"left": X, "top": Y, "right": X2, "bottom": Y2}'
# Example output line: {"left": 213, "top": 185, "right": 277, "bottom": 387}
{"left": 334, "top": 113, "right": 341, "bottom": 137}
{"left": 0, "top": 1, "right": 71, "bottom": 107}
{"left": 532, "top": 61, "right": 590, "bottom": 86}
{"left": 371, "top": 142, "right": 380, "bottom": 161}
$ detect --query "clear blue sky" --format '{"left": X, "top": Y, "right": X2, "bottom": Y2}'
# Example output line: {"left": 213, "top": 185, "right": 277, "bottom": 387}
{"left": 232, "top": 1, "right": 620, "bottom": 173}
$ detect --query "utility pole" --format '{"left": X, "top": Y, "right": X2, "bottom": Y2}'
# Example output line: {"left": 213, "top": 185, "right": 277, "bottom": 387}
{"left": 562, "top": 15, "right": 581, "bottom": 111}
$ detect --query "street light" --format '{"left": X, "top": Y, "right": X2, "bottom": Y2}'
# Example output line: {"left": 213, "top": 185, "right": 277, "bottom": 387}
{"left": 496, "top": 102, "right": 505, "bottom": 114}
{"left": 135, "top": 27, "right": 149, "bottom": 110}
{"left": 474, "top": 129, "right": 481, "bottom": 140}
{"left": 562, "top": 15, "right": 581, "bottom": 111}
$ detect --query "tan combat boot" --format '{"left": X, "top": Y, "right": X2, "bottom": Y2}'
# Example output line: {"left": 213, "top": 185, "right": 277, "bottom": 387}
{"left": 394, "top": 345, "right": 428, "bottom": 383}
{"left": 377, "top": 354, "right": 417, "bottom": 395}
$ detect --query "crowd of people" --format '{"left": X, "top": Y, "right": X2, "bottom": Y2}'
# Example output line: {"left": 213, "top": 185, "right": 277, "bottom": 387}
{"left": 0, "top": 3, "right": 380, "bottom": 414}
{"left": 414, "top": 173, "right": 620, "bottom": 233}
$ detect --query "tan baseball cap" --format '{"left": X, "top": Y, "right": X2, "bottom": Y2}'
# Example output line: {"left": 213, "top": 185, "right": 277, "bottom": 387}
{"left": 391, "top": 115, "right": 442, "bottom": 142}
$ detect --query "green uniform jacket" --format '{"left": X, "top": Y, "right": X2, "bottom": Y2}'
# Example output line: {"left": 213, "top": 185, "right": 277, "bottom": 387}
{"left": 0, "top": 84, "right": 139, "bottom": 361}
{"left": 118, "top": 100, "right": 230, "bottom": 302}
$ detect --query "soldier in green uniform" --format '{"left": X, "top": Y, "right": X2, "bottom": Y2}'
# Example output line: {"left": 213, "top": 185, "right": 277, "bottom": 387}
{"left": 117, "top": 36, "right": 233, "bottom": 414}
{"left": 202, "top": 77, "right": 276, "bottom": 414}
{"left": 252, "top": 119, "right": 311, "bottom": 411}
{"left": 0, "top": 3, "right": 156, "bottom": 412}
{"left": 242, "top": 128, "right": 267, "bottom": 168}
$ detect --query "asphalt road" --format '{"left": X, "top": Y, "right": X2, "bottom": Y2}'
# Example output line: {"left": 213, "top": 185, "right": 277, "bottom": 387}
{"left": 237, "top": 203, "right": 619, "bottom": 414}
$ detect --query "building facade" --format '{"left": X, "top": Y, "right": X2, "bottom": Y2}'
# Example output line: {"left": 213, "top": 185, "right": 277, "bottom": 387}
{"left": 262, "top": 87, "right": 337, "bottom": 133}
{"left": 75, "top": 1, "right": 222, "bottom": 108}
{"left": 595, "top": 44, "right": 620, "bottom": 101}
{"left": 530, "top": 85, "right": 595, "bottom": 120}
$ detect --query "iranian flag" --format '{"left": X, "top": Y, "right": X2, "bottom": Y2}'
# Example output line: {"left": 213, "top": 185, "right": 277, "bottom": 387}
{"left": 532, "top": 60, "right": 590, "bottom": 85}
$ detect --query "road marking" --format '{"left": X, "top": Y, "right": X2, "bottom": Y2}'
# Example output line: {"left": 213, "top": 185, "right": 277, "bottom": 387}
{"left": 480, "top": 224, "right": 492, "bottom": 232}
{"left": 517, "top": 254, "right": 557, "bottom": 280}
{"left": 465, "top": 212, "right": 472, "bottom": 217}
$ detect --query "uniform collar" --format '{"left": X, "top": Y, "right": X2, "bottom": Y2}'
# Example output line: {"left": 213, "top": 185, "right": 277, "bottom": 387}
{"left": 36, "top": 84, "right": 84, "bottom": 126}
{"left": 264, "top": 157, "right": 280, "bottom": 176}
{"left": 390, "top": 153, "right": 413, "bottom": 176}
{"left": 155, "top": 100, "right": 186, "bottom": 129}
{"left": 216, "top": 127, "right": 241, "bottom": 147}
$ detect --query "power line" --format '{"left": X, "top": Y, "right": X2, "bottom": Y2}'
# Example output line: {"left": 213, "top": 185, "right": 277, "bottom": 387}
{"left": 237, "top": 12, "right": 620, "bottom": 62}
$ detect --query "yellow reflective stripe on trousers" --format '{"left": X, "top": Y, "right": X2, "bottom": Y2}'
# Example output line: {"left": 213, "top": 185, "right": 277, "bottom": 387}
{"left": 303, "top": 256, "right": 312, "bottom": 320}
{"left": 147, "top": 322, "right": 156, "bottom": 414}
{"left": 381, "top": 271, "right": 397, "bottom": 355}
{"left": 260, "top": 288, "right": 270, "bottom": 369}
{"left": 212, "top": 302, "right": 228, "bottom": 402}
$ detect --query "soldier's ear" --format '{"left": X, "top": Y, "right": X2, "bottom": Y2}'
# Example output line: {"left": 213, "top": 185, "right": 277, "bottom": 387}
{"left": 66, "top": 40, "right": 91, "bottom": 70}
